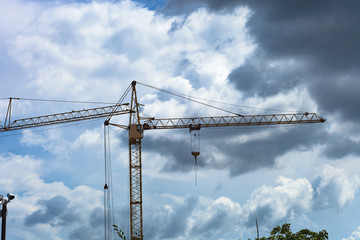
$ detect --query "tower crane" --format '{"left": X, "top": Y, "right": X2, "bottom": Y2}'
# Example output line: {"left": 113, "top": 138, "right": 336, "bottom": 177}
{"left": 106, "top": 81, "right": 325, "bottom": 240}
{"left": 0, "top": 81, "right": 326, "bottom": 240}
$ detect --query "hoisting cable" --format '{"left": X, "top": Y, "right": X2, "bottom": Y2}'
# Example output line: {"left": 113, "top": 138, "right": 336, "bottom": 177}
{"left": 105, "top": 83, "right": 132, "bottom": 123}
{"left": 137, "top": 82, "right": 244, "bottom": 116}
{"left": 104, "top": 124, "right": 115, "bottom": 240}
{"left": 103, "top": 83, "right": 132, "bottom": 239}
{"left": 104, "top": 124, "right": 109, "bottom": 240}
{"left": 190, "top": 129, "right": 200, "bottom": 186}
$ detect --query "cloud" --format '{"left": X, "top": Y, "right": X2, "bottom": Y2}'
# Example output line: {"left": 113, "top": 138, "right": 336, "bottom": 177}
{"left": 162, "top": 0, "right": 241, "bottom": 15}
{"left": 6, "top": 0, "right": 252, "bottom": 102}
{"left": 0, "top": 153, "right": 104, "bottom": 239}
{"left": 2, "top": 1, "right": 360, "bottom": 239}
{"left": 144, "top": 195, "right": 199, "bottom": 239}
{"left": 24, "top": 195, "right": 79, "bottom": 227}
{"left": 142, "top": 195, "right": 244, "bottom": 239}
{"left": 190, "top": 196, "right": 242, "bottom": 238}
{"left": 241, "top": 165, "right": 360, "bottom": 228}
{"left": 2, "top": 151, "right": 357, "bottom": 239}
{"left": 164, "top": 0, "right": 360, "bottom": 160}
{"left": 323, "top": 134, "right": 360, "bottom": 159}
{"left": 68, "top": 207, "right": 103, "bottom": 240}
{"left": 146, "top": 123, "right": 325, "bottom": 176}
{"left": 4, "top": 0, "right": 334, "bottom": 185}
{"left": 160, "top": 195, "right": 198, "bottom": 238}
{"left": 343, "top": 227, "right": 360, "bottom": 240}
{"left": 228, "top": 52, "right": 305, "bottom": 98}
{"left": 140, "top": 165, "right": 359, "bottom": 239}
{"left": 164, "top": 0, "right": 360, "bottom": 127}
{"left": 21, "top": 129, "right": 71, "bottom": 157}
{"left": 73, "top": 128, "right": 102, "bottom": 149}
{"left": 0, "top": 0, "right": 37, "bottom": 37}
{"left": 234, "top": 0, "right": 360, "bottom": 125}
{"left": 242, "top": 176, "right": 313, "bottom": 227}
{"left": 313, "top": 165, "right": 360, "bottom": 209}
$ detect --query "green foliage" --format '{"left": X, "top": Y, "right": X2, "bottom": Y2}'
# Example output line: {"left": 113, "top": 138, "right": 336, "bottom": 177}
{"left": 256, "top": 223, "right": 328, "bottom": 240}
{"left": 113, "top": 225, "right": 127, "bottom": 240}
{"left": 113, "top": 225, "right": 143, "bottom": 240}
{"left": 114, "top": 222, "right": 327, "bottom": 240}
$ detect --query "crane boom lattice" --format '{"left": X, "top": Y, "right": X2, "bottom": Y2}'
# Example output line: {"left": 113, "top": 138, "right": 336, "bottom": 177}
{"left": 142, "top": 113, "right": 325, "bottom": 130}
{"left": 0, "top": 104, "right": 131, "bottom": 132}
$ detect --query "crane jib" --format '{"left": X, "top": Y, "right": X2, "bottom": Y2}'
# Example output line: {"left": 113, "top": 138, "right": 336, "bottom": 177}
{"left": 142, "top": 113, "right": 326, "bottom": 130}
{"left": 0, "top": 104, "right": 131, "bottom": 132}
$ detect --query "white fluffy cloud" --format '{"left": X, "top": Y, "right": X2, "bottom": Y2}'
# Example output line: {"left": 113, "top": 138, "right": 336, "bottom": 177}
{"left": 313, "top": 164, "right": 360, "bottom": 209}
{"left": 142, "top": 164, "right": 360, "bottom": 239}
{"left": 241, "top": 165, "right": 360, "bottom": 228}
{"left": 1, "top": 150, "right": 358, "bottom": 240}
{"left": 242, "top": 176, "right": 313, "bottom": 227}
{"left": 0, "top": 153, "right": 103, "bottom": 240}
{"left": 6, "top": 0, "right": 253, "bottom": 118}
{"left": 344, "top": 227, "right": 360, "bottom": 240}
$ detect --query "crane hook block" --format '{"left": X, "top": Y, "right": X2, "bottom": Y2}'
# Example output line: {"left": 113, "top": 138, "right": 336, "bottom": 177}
{"left": 192, "top": 151, "right": 200, "bottom": 158}
{"left": 189, "top": 124, "right": 201, "bottom": 133}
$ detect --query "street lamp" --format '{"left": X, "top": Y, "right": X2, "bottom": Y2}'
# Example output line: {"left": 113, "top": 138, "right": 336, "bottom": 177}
{"left": 0, "top": 193, "right": 15, "bottom": 240}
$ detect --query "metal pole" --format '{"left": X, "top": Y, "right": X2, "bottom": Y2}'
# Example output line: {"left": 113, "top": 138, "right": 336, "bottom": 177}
{"left": 1, "top": 202, "right": 7, "bottom": 240}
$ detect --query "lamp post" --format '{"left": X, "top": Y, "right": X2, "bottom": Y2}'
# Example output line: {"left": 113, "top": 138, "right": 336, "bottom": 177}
{"left": 0, "top": 193, "right": 15, "bottom": 240}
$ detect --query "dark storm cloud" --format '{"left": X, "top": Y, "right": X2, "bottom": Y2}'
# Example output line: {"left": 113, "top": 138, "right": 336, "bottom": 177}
{"left": 244, "top": 1, "right": 360, "bottom": 69}
{"left": 143, "top": 133, "right": 194, "bottom": 172}
{"left": 228, "top": 55, "right": 302, "bottom": 97}
{"left": 240, "top": 1, "right": 360, "bottom": 123}
{"left": 162, "top": 0, "right": 206, "bottom": 16}
{"left": 24, "top": 195, "right": 79, "bottom": 227}
{"left": 164, "top": 0, "right": 360, "bottom": 123}
{"left": 323, "top": 134, "right": 360, "bottom": 159}
{"left": 162, "top": 0, "right": 240, "bottom": 15}
{"left": 206, "top": 125, "right": 325, "bottom": 176}
{"left": 144, "top": 124, "right": 325, "bottom": 176}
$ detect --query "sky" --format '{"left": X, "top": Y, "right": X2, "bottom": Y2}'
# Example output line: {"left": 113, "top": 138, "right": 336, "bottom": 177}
{"left": 0, "top": 0, "right": 360, "bottom": 239}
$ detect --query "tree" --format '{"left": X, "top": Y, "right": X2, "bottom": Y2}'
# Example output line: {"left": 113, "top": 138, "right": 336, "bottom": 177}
{"left": 113, "top": 225, "right": 143, "bottom": 240}
{"left": 114, "top": 222, "right": 328, "bottom": 240}
{"left": 113, "top": 225, "right": 127, "bottom": 240}
{"left": 257, "top": 223, "right": 328, "bottom": 240}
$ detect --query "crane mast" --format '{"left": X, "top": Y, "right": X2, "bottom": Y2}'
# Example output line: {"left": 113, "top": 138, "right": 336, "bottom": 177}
{"left": 128, "top": 81, "right": 144, "bottom": 240}
{"left": 0, "top": 82, "right": 326, "bottom": 240}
